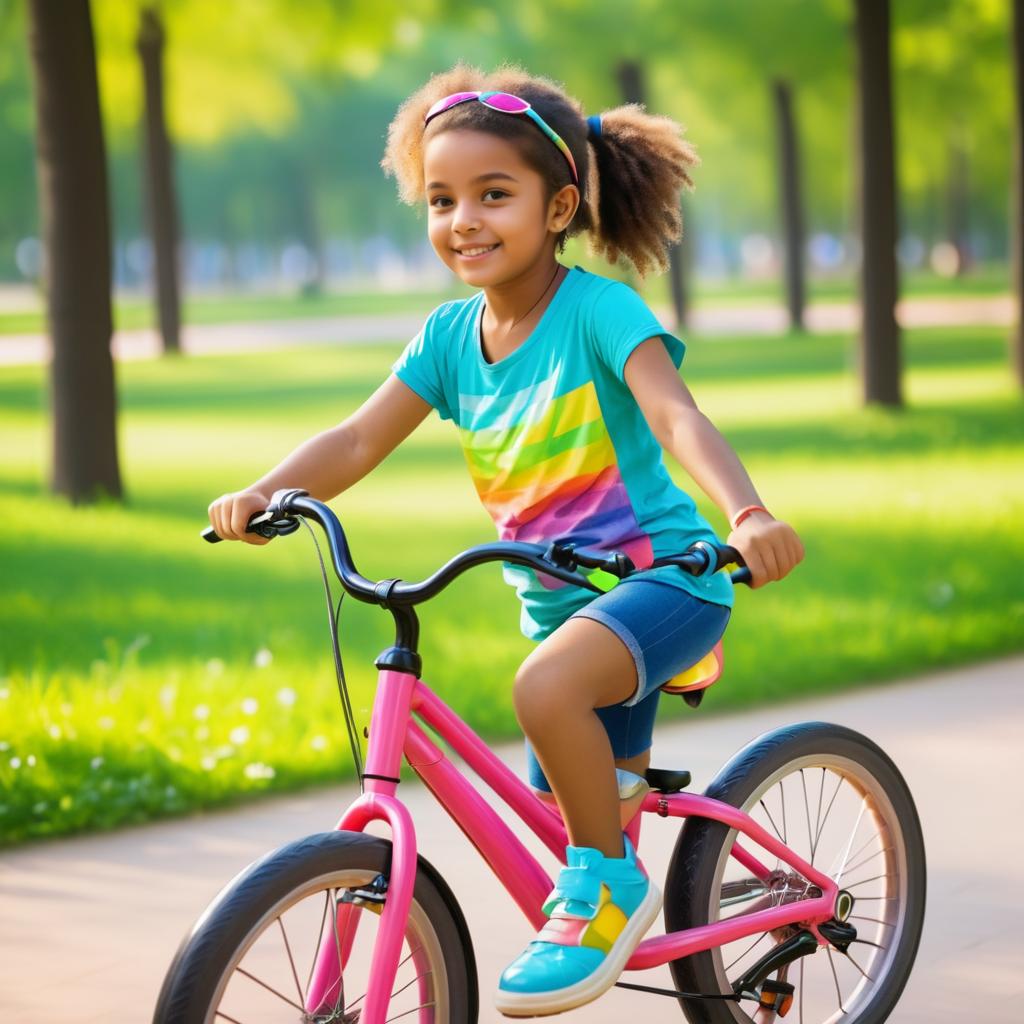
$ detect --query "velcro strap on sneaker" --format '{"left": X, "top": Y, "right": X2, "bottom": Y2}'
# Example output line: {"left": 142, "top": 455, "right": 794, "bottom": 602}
{"left": 541, "top": 867, "right": 603, "bottom": 918}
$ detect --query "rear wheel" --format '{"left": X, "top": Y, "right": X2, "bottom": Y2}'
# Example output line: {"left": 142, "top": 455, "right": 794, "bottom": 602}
{"left": 153, "top": 830, "right": 477, "bottom": 1023}
{"left": 665, "top": 722, "right": 925, "bottom": 1024}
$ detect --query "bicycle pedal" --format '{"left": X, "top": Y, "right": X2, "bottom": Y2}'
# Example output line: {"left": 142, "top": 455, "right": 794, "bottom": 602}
{"left": 758, "top": 979, "right": 795, "bottom": 1017}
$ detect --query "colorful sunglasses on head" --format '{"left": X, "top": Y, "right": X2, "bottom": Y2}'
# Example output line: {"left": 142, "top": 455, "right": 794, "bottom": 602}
{"left": 423, "top": 90, "right": 579, "bottom": 185}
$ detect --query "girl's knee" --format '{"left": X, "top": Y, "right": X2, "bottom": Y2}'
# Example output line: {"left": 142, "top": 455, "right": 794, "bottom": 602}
{"left": 513, "top": 659, "right": 584, "bottom": 731}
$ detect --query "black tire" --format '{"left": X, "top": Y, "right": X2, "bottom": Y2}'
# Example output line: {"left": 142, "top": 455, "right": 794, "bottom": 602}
{"left": 153, "top": 830, "right": 478, "bottom": 1023}
{"left": 665, "top": 722, "right": 925, "bottom": 1024}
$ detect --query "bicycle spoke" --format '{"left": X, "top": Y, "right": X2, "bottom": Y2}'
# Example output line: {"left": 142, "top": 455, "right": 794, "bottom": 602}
{"left": 236, "top": 967, "right": 307, "bottom": 1012}
{"left": 825, "top": 947, "right": 847, "bottom": 1015}
{"left": 276, "top": 915, "right": 304, "bottom": 1005}
{"left": 800, "top": 769, "right": 815, "bottom": 867}
{"left": 779, "top": 777, "right": 788, "bottom": 847}
{"left": 725, "top": 931, "right": 768, "bottom": 973}
{"left": 385, "top": 1002, "right": 437, "bottom": 1022}
{"left": 215, "top": 1012, "right": 245, "bottom": 1024}
{"left": 843, "top": 843, "right": 892, "bottom": 880}
{"left": 759, "top": 798, "right": 786, "bottom": 845}
{"left": 831, "top": 798, "right": 867, "bottom": 886}
{"left": 850, "top": 937, "right": 889, "bottom": 951}
{"left": 849, "top": 914, "right": 896, "bottom": 928}
{"left": 843, "top": 872, "right": 888, "bottom": 890}
{"left": 814, "top": 773, "right": 845, "bottom": 861}
{"left": 799, "top": 955, "right": 805, "bottom": 1024}
{"left": 843, "top": 947, "right": 876, "bottom": 983}
{"left": 305, "top": 890, "right": 331, "bottom": 995}
{"left": 341, "top": 945, "right": 424, "bottom": 1012}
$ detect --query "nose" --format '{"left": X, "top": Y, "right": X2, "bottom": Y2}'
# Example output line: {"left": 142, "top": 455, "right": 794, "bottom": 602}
{"left": 451, "top": 200, "right": 481, "bottom": 236}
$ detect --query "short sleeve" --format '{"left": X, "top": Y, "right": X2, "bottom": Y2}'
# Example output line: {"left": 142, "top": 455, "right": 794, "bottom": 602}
{"left": 391, "top": 306, "right": 455, "bottom": 421}
{"left": 590, "top": 280, "right": 685, "bottom": 382}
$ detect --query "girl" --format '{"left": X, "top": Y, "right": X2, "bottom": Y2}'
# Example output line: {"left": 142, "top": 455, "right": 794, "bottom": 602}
{"left": 208, "top": 64, "right": 803, "bottom": 1018}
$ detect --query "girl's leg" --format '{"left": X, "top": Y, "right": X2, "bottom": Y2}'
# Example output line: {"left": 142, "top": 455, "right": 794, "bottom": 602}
{"left": 513, "top": 615, "right": 639, "bottom": 858}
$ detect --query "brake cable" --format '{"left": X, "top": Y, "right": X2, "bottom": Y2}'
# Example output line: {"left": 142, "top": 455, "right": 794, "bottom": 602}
{"left": 297, "top": 517, "right": 365, "bottom": 788}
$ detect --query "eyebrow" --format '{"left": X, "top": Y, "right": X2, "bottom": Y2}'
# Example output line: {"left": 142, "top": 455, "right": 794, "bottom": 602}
{"left": 425, "top": 171, "right": 518, "bottom": 191}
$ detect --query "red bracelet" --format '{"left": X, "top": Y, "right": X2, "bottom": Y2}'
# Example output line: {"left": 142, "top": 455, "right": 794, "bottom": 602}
{"left": 731, "top": 504, "right": 772, "bottom": 529}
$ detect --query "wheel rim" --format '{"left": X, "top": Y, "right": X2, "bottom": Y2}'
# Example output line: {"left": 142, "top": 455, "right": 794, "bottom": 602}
{"left": 204, "top": 868, "right": 450, "bottom": 1024}
{"left": 705, "top": 753, "right": 910, "bottom": 1023}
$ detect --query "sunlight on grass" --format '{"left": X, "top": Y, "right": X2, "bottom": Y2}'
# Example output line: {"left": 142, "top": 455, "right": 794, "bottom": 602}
{"left": 1, "top": 325, "right": 1022, "bottom": 843}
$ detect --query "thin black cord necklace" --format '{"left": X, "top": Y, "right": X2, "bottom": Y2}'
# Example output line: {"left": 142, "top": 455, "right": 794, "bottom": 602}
{"left": 486, "top": 263, "right": 563, "bottom": 339}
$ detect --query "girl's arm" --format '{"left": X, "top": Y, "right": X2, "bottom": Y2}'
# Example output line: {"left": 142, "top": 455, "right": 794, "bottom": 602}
{"left": 209, "top": 375, "right": 432, "bottom": 544}
{"left": 623, "top": 338, "right": 804, "bottom": 587}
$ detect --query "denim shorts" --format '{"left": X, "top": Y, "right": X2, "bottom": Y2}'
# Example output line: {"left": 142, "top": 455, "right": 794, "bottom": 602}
{"left": 526, "top": 577, "right": 731, "bottom": 792}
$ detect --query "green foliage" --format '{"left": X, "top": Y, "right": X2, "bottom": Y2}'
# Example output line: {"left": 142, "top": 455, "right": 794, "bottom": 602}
{"left": 1, "top": 325, "right": 1022, "bottom": 844}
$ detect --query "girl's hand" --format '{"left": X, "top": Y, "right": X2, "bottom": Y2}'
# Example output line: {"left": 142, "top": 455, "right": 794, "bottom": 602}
{"left": 208, "top": 489, "right": 272, "bottom": 545}
{"left": 727, "top": 511, "right": 804, "bottom": 589}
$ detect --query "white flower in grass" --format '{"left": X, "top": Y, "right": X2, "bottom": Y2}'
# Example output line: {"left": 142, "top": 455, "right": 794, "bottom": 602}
{"left": 0, "top": 741, "right": 9, "bottom": 752}
{"left": 159, "top": 685, "right": 176, "bottom": 707}
{"left": 276, "top": 687, "right": 297, "bottom": 707}
{"left": 194, "top": 725, "right": 210, "bottom": 741}
{"left": 48, "top": 725, "right": 61, "bottom": 740}
{"left": 229, "top": 725, "right": 250, "bottom": 745}
{"left": 928, "top": 581, "right": 955, "bottom": 608}
{"left": 206, "top": 658, "right": 225, "bottom": 677}
{"left": 193, "top": 704, "right": 210, "bottom": 721}
{"left": 200, "top": 755, "right": 217, "bottom": 771}
{"left": 253, "top": 648, "right": 273, "bottom": 669}
{"left": 244, "top": 762, "right": 275, "bottom": 780}
{"left": 32, "top": 801, "right": 47, "bottom": 815}
{"left": 9, "top": 757, "right": 21, "bottom": 769}
{"left": 0, "top": 687, "right": 9, "bottom": 700}
{"left": 310, "top": 735, "right": 328, "bottom": 751}
{"left": 98, "top": 716, "right": 115, "bottom": 730}
{"left": 90, "top": 756, "right": 104, "bottom": 770}
{"left": 241, "top": 698, "right": 259, "bottom": 716}
{"left": 26, "top": 755, "right": 36, "bottom": 768}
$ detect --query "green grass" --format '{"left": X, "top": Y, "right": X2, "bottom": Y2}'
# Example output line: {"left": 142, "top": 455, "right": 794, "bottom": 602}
{"left": 1, "top": 326, "right": 1022, "bottom": 845}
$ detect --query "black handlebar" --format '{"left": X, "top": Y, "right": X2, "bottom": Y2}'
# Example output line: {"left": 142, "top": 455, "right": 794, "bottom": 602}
{"left": 202, "top": 488, "right": 751, "bottom": 603}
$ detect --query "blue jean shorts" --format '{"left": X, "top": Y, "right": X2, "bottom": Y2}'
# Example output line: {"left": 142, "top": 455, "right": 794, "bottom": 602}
{"left": 526, "top": 577, "right": 731, "bottom": 792}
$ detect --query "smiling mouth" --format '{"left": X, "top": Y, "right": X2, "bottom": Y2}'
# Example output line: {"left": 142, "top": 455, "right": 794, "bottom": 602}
{"left": 455, "top": 244, "right": 500, "bottom": 257}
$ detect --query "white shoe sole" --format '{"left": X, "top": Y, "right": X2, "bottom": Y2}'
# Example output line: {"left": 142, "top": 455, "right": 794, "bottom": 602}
{"left": 494, "top": 881, "right": 663, "bottom": 1018}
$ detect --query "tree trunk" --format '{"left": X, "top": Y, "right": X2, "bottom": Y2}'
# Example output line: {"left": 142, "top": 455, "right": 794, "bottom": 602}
{"left": 1011, "top": 0, "right": 1024, "bottom": 389}
{"left": 947, "top": 138, "right": 971, "bottom": 276}
{"left": 137, "top": 6, "right": 181, "bottom": 354}
{"left": 616, "top": 58, "right": 688, "bottom": 329}
{"left": 27, "top": 0, "right": 122, "bottom": 502}
{"left": 854, "top": 0, "right": 902, "bottom": 407}
{"left": 772, "top": 79, "right": 806, "bottom": 332}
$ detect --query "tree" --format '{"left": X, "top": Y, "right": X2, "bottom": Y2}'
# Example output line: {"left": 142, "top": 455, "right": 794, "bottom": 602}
{"left": 772, "top": 78, "right": 806, "bottom": 332}
{"left": 136, "top": 5, "right": 181, "bottom": 353}
{"left": 616, "top": 57, "right": 690, "bottom": 329}
{"left": 26, "top": 0, "right": 122, "bottom": 502}
{"left": 1012, "top": 0, "right": 1024, "bottom": 389}
{"left": 854, "top": 0, "right": 902, "bottom": 407}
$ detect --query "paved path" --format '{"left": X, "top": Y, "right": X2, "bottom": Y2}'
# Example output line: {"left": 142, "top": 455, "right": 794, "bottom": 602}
{"left": 2, "top": 655, "right": 1022, "bottom": 1022}
{"left": 0, "top": 295, "right": 1015, "bottom": 366}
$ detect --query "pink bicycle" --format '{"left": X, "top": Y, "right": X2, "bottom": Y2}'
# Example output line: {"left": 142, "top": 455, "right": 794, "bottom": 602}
{"left": 154, "top": 490, "right": 925, "bottom": 1024}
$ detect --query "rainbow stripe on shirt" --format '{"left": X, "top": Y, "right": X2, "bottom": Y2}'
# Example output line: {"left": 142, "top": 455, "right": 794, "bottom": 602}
{"left": 459, "top": 376, "right": 653, "bottom": 588}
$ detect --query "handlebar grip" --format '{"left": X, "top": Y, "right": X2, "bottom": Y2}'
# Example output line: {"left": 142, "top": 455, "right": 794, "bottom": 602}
{"left": 201, "top": 510, "right": 280, "bottom": 544}
{"left": 731, "top": 566, "right": 752, "bottom": 586}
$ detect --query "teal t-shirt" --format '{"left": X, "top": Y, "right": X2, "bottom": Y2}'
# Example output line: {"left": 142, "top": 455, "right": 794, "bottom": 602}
{"left": 392, "top": 265, "right": 733, "bottom": 640}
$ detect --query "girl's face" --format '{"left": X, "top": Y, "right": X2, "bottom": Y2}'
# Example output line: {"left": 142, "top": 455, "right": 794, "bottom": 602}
{"left": 423, "top": 129, "right": 577, "bottom": 288}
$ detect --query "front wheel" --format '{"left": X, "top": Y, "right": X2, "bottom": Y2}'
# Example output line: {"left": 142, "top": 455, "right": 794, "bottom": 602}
{"left": 153, "top": 830, "right": 477, "bottom": 1024}
{"left": 664, "top": 722, "right": 925, "bottom": 1024}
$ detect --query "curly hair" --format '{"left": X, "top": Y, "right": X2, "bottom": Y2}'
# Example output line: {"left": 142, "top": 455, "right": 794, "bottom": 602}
{"left": 381, "top": 63, "right": 698, "bottom": 277}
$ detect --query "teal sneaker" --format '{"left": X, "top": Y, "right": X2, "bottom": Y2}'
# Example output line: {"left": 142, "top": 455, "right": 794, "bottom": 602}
{"left": 494, "top": 835, "right": 662, "bottom": 1017}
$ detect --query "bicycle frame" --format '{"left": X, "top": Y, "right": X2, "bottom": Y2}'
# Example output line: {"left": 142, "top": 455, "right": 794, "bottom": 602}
{"left": 304, "top": 667, "right": 842, "bottom": 1023}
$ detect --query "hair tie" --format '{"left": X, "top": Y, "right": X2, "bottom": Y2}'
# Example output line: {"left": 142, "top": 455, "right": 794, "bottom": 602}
{"left": 587, "top": 114, "right": 602, "bottom": 140}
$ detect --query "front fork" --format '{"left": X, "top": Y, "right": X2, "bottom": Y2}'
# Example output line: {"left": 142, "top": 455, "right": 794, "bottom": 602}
{"left": 306, "top": 668, "right": 421, "bottom": 1023}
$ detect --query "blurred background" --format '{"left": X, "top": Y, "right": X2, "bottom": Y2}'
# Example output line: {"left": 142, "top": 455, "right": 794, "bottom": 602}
{"left": 1, "top": 0, "right": 1022, "bottom": 845}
